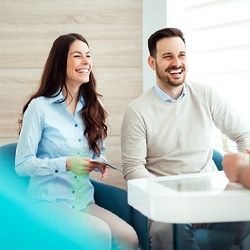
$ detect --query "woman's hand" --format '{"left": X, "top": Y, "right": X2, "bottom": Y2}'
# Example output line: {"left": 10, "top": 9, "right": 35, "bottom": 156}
{"left": 95, "top": 162, "right": 108, "bottom": 180}
{"left": 66, "top": 157, "right": 108, "bottom": 180}
{"left": 66, "top": 157, "right": 97, "bottom": 176}
{"left": 222, "top": 153, "right": 249, "bottom": 183}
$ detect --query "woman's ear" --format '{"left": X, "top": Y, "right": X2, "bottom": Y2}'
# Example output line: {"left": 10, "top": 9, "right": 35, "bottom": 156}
{"left": 148, "top": 56, "right": 156, "bottom": 70}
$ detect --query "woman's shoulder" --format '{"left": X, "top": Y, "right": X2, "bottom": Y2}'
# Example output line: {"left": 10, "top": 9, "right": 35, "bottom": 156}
{"left": 29, "top": 96, "right": 49, "bottom": 106}
{"left": 27, "top": 96, "right": 51, "bottom": 114}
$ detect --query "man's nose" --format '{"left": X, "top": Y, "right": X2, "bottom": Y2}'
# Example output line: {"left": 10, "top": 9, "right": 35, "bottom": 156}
{"left": 171, "top": 56, "right": 182, "bottom": 67}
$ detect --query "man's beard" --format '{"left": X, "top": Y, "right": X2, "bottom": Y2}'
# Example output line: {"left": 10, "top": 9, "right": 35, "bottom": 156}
{"left": 156, "top": 63, "right": 185, "bottom": 87}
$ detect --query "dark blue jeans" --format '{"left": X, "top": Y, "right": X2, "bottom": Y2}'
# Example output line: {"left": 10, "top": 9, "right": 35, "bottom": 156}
{"left": 174, "top": 222, "right": 240, "bottom": 250}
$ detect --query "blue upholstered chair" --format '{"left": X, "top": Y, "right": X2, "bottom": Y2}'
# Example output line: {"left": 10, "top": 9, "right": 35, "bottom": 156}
{"left": 0, "top": 142, "right": 148, "bottom": 249}
{"left": 212, "top": 148, "right": 223, "bottom": 171}
{"left": 0, "top": 143, "right": 224, "bottom": 250}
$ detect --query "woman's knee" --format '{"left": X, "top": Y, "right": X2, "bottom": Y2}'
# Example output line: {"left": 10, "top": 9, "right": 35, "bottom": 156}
{"left": 87, "top": 217, "right": 112, "bottom": 249}
{"left": 122, "top": 226, "right": 138, "bottom": 250}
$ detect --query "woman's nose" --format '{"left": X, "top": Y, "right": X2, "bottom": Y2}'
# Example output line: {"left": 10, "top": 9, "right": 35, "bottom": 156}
{"left": 81, "top": 56, "right": 88, "bottom": 64}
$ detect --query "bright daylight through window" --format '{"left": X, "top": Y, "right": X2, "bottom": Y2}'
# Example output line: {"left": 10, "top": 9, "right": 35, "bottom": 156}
{"left": 167, "top": 0, "right": 250, "bottom": 152}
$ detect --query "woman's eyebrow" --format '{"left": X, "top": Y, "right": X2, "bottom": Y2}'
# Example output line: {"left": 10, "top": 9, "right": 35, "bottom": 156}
{"left": 70, "top": 51, "right": 82, "bottom": 55}
{"left": 70, "top": 50, "right": 90, "bottom": 55}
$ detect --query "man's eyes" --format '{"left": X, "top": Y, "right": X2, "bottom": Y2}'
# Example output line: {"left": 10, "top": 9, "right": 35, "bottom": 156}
{"left": 163, "top": 54, "right": 186, "bottom": 59}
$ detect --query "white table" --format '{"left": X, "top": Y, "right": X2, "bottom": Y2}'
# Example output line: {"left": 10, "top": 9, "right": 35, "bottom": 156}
{"left": 128, "top": 171, "right": 250, "bottom": 223}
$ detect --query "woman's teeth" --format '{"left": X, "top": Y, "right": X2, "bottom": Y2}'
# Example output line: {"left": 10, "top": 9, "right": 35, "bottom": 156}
{"left": 77, "top": 69, "right": 88, "bottom": 73}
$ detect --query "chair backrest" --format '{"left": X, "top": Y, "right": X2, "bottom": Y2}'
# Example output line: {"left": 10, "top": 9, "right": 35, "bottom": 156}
{"left": 212, "top": 149, "right": 223, "bottom": 171}
{"left": 0, "top": 142, "right": 29, "bottom": 193}
{"left": 0, "top": 143, "right": 224, "bottom": 189}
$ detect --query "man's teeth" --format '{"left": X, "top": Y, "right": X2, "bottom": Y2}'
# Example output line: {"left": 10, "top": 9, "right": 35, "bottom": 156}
{"left": 169, "top": 69, "right": 182, "bottom": 74}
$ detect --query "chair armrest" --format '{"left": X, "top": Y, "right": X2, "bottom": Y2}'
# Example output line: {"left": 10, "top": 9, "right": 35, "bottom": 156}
{"left": 212, "top": 149, "right": 223, "bottom": 171}
{"left": 0, "top": 142, "right": 29, "bottom": 193}
{"left": 91, "top": 179, "right": 150, "bottom": 249}
{"left": 133, "top": 209, "right": 149, "bottom": 250}
{"left": 90, "top": 179, "right": 133, "bottom": 226}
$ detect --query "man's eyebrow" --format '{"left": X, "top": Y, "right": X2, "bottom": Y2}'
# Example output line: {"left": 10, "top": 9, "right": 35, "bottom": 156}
{"left": 162, "top": 51, "right": 186, "bottom": 56}
{"left": 162, "top": 52, "right": 172, "bottom": 57}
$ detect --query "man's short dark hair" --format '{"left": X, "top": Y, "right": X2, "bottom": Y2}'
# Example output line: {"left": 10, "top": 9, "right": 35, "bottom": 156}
{"left": 148, "top": 28, "right": 185, "bottom": 57}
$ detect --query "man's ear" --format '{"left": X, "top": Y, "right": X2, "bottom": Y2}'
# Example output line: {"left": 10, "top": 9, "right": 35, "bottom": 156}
{"left": 148, "top": 56, "right": 156, "bottom": 70}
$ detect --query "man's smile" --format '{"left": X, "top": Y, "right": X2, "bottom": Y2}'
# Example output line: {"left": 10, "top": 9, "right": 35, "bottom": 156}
{"left": 167, "top": 68, "right": 183, "bottom": 75}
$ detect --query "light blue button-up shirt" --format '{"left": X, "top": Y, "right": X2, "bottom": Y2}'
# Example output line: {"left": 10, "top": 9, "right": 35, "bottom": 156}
{"left": 153, "top": 84, "right": 186, "bottom": 102}
{"left": 15, "top": 92, "right": 106, "bottom": 210}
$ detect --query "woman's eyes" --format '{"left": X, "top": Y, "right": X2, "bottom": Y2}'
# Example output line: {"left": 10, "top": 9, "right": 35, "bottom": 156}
{"left": 73, "top": 54, "right": 91, "bottom": 58}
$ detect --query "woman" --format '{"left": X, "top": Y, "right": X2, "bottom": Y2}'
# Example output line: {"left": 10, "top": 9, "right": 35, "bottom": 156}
{"left": 222, "top": 148, "right": 250, "bottom": 250}
{"left": 223, "top": 148, "right": 250, "bottom": 189}
{"left": 15, "top": 33, "right": 138, "bottom": 250}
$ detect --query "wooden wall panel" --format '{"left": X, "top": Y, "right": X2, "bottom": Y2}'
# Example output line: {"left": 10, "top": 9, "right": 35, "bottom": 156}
{"left": 0, "top": 0, "right": 142, "bottom": 188}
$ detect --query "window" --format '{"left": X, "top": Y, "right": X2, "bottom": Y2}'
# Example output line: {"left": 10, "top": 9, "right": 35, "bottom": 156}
{"left": 167, "top": 0, "right": 250, "bottom": 152}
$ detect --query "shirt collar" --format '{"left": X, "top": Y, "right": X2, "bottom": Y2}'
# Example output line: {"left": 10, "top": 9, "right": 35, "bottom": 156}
{"left": 153, "top": 83, "right": 186, "bottom": 103}
{"left": 49, "top": 91, "right": 65, "bottom": 104}
{"left": 49, "top": 90, "right": 85, "bottom": 107}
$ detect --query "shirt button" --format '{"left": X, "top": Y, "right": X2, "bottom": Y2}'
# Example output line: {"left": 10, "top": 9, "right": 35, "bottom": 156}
{"left": 78, "top": 139, "right": 81, "bottom": 142}
{"left": 75, "top": 124, "right": 78, "bottom": 127}
{"left": 72, "top": 190, "right": 75, "bottom": 194}
{"left": 74, "top": 176, "right": 77, "bottom": 179}
{"left": 55, "top": 170, "right": 58, "bottom": 173}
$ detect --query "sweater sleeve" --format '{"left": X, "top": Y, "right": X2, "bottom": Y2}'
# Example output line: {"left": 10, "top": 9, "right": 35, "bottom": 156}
{"left": 121, "top": 105, "right": 155, "bottom": 180}
{"left": 209, "top": 86, "right": 250, "bottom": 153}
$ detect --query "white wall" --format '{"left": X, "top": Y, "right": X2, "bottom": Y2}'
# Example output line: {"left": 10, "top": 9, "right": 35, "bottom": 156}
{"left": 142, "top": 0, "right": 167, "bottom": 92}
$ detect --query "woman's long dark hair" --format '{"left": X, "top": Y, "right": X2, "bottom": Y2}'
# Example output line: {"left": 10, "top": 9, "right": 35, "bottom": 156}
{"left": 18, "top": 33, "right": 108, "bottom": 156}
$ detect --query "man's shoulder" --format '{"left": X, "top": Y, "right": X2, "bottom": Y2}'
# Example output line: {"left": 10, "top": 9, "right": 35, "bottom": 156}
{"left": 128, "top": 88, "right": 155, "bottom": 108}
{"left": 186, "top": 81, "right": 211, "bottom": 90}
{"left": 186, "top": 81, "right": 214, "bottom": 95}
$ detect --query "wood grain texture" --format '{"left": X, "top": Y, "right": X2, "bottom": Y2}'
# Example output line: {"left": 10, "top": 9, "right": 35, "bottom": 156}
{"left": 0, "top": 0, "right": 142, "bottom": 187}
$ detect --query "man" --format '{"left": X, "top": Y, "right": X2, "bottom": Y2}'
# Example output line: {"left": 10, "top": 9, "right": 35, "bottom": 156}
{"left": 121, "top": 27, "right": 250, "bottom": 249}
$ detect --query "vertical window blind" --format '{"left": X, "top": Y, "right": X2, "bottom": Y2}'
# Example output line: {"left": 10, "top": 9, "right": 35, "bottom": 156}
{"left": 167, "top": 0, "right": 250, "bottom": 151}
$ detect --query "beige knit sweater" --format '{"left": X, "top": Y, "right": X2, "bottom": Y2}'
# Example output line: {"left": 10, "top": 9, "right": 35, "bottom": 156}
{"left": 121, "top": 82, "right": 250, "bottom": 180}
